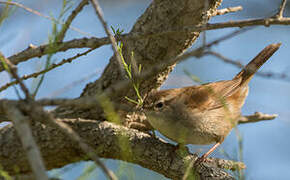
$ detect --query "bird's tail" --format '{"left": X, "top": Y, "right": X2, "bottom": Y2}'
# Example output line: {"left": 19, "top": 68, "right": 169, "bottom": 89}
{"left": 234, "top": 43, "right": 281, "bottom": 85}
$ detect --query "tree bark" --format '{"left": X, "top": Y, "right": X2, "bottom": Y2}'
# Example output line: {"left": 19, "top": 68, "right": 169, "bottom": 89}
{"left": 54, "top": 0, "right": 222, "bottom": 122}
{"left": 0, "top": 0, "right": 243, "bottom": 179}
{"left": 0, "top": 118, "right": 240, "bottom": 179}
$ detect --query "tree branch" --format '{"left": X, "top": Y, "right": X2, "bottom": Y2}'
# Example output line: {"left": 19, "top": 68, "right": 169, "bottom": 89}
{"left": 0, "top": 48, "right": 95, "bottom": 92}
{"left": 238, "top": 112, "right": 277, "bottom": 124}
{"left": 213, "top": 6, "right": 243, "bottom": 16}
{"left": 0, "top": 1, "right": 90, "bottom": 36}
{"left": 0, "top": 98, "right": 277, "bottom": 125}
{"left": 4, "top": 16, "right": 290, "bottom": 73}
{"left": 0, "top": 53, "right": 49, "bottom": 179}
{"left": 3, "top": 104, "right": 49, "bottom": 180}
{"left": 276, "top": 0, "right": 287, "bottom": 19}
{"left": 0, "top": 51, "right": 116, "bottom": 179}
{"left": 0, "top": 118, "right": 244, "bottom": 179}
{"left": 204, "top": 50, "right": 290, "bottom": 81}
{"left": 56, "top": 0, "right": 89, "bottom": 42}
{"left": 0, "top": 0, "right": 282, "bottom": 179}
{"left": 90, "top": 0, "right": 125, "bottom": 76}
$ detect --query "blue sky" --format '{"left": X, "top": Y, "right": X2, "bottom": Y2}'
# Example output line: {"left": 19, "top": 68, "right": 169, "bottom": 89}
{"left": 1, "top": 0, "right": 290, "bottom": 179}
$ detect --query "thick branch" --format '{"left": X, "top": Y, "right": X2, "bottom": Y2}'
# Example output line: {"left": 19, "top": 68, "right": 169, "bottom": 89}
{"left": 0, "top": 0, "right": 260, "bottom": 179}
{"left": 4, "top": 104, "right": 49, "bottom": 180}
{"left": 0, "top": 118, "right": 244, "bottom": 179}
{"left": 55, "top": 0, "right": 224, "bottom": 123}
{"left": 0, "top": 53, "right": 49, "bottom": 179}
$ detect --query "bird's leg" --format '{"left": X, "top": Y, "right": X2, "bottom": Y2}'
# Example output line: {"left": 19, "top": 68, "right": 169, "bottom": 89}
{"left": 195, "top": 142, "right": 221, "bottom": 164}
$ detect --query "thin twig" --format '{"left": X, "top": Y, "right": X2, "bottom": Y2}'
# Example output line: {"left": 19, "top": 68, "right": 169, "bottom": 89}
{"left": 0, "top": 53, "right": 31, "bottom": 98}
{"left": 39, "top": 97, "right": 131, "bottom": 112}
{"left": 185, "top": 17, "right": 290, "bottom": 31}
{"left": 0, "top": 97, "right": 276, "bottom": 125}
{"left": 56, "top": 0, "right": 89, "bottom": 42}
{"left": 0, "top": 53, "right": 49, "bottom": 180}
{"left": 0, "top": 1, "right": 91, "bottom": 36}
{"left": 0, "top": 53, "right": 117, "bottom": 180}
{"left": 0, "top": 112, "right": 246, "bottom": 179}
{"left": 12, "top": 30, "right": 249, "bottom": 110}
{"left": 103, "top": 29, "right": 252, "bottom": 100}
{"left": 238, "top": 112, "right": 277, "bottom": 124}
{"left": 176, "top": 28, "right": 252, "bottom": 64}
{"left": 205, "top": 50, "right": 290, "bottom": 81}
{"left": 0, "top": 48, "right": 95, "bottom": 92}
{"left": 90, "top": 0, "right": 125, "bottom": 76}
{"left": 0, "top": 52, "right": 116, "bottom": 180}
{"left": 0, "top": 98, "right": 131, "bottom": 124}
{"left": 201, "top": 0, "right": 209, "bottom": 47}
{"left": 276, "top": 0, "right": 287, "bottom": 19}
{"left": 204, "top": 51, "right": 243, "bottom": 68}
{"left": 213, "top": 6, "right": 243, "bottom": 16}
{"left": 3, "top": 27, "right": 245, "bottom": 93}
{"left": 4, "top": 104, "right": 49, "bottom": 180}
{"left": 3, "top": 16, "right": 290, "bottom": 73}
{"left": 46, "top": 72, "right": 97, "bottom": 98}
{"left": 26, "top": 105, "right": 118, "bottom": 180}
{"left": 30, "top": 0, "right": 90, "bottom": 97}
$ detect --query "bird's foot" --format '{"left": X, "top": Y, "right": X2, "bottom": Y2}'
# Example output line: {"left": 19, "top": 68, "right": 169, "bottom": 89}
{"left": 194, "top": 154, "right": 208, "bottom": 166}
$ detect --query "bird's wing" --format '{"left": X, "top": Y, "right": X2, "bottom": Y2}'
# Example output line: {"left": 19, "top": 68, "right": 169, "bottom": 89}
{"left": 184, "top": 79, "right": 242, "bottom": 111}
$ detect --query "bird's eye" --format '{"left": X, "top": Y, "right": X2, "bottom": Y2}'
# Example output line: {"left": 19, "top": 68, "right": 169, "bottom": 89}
{"left": 155, "top": 102, "right": 164, "bottom": 109}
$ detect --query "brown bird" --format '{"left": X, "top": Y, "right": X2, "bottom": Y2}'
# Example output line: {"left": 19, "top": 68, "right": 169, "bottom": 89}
{"left": 144, "top": 43, "right": 281, "bottom": 161}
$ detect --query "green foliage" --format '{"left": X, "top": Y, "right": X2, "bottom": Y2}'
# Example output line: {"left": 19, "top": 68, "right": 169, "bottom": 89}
{"left": 31, "top": 0, "right": 73, "bottom": 97}
{"left": 0, "top": 165, "right": 12, "bottom": 180}
{"left": 99, "top": 94, "right": 136, "bottom": 179}
{"left": 110, "top": 26, "right": 124, "bottom": 43}
{"left": 0, "top": 0, "right": 14, "bottom": 27}
{"left": 99, "top": 95, "right": 121, "bottom": 125}
{"left": 0, "top": 56, "right": 10, "bottom": 74}
{"left": 111, "top": 26, "right": 143, "bottom": 106}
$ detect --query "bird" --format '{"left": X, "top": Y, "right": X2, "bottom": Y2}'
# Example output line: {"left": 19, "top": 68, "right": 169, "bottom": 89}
{"left": 143, "top": 43, "right": 281, "bottom": 162}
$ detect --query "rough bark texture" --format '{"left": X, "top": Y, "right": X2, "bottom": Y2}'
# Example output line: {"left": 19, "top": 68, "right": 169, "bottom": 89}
{"left": 0, "top": 0, "right": 239, "bottom": 179}
{"left": 0, "top": 119, "right": 239, "bottom": 179}
{"left": 55, "top": 0, "right": 222, "bottom": 122}
{"left": 83, "top": 0, "right": 213, "bottom": 97}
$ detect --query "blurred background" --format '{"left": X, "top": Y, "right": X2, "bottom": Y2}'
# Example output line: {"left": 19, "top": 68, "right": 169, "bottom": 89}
{"left": 0, "top": 0, "right": 290, "bottom": 179}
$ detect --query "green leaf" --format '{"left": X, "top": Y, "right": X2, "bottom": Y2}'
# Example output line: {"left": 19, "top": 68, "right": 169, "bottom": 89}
{"left": 111, "top": 26, "right": 116, "bottom": 34}
{"left": 138, "top": 64, "right": 142, "bottom": 74}
{"left": 125, "top": 96, "right": 139, "bottom": 105}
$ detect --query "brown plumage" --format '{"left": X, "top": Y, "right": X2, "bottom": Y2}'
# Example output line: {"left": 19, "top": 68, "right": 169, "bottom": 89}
{"left": 144, "top": 43, "right": 281, "bottom": 161}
